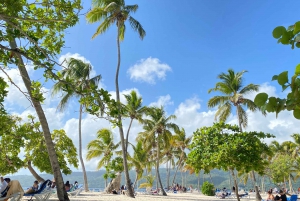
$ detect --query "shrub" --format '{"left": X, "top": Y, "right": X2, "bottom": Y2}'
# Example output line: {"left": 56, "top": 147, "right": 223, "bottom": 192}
{"left": 201, "top": 181, "right": 215, "bottom": 196}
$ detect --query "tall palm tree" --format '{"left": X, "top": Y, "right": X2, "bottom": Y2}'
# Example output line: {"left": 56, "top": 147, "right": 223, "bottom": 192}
{"left": 52, "top": 58, "right": 101, "bottom": 191}
{"left": 171, "top": 128, "right": 191, "bottom": 184}
{"left": 86, "top": 1, "right": 145, "bottom": 197}
{"left": 139, "top": 106, "right": 179, "bottom": 196}
{"left": 86, "top": 128, "right": 120, "bottom": 187}
{"left": 208, "top": 69, "right": 263, "bottom": 132}
{"left": 123, "top": 90, "right": 147, "bottom": 153}
{"left": 208, "top": 69, "right": 265, "bottom": 200}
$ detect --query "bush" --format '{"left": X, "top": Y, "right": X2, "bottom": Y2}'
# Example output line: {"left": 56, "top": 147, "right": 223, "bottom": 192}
{"left": 201, "top": 181, "right": 215, "bottom": 196}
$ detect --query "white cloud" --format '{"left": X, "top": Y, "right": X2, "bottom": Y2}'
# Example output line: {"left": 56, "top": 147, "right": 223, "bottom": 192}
{"left": 127, "top": 57, "right": 172, "bottom": 84}
{"left": 149, "top": 94, "right": 173, "bottom": 108}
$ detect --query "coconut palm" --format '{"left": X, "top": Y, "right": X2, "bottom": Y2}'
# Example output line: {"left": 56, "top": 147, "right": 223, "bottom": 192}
{"left": 86, "top": 128, "right": 120, "bottom": 187}
{"left": 208, "top": 69, "right": 265, "bottom": 200}
{"left": 123, "top": 90, "right": 147, "bottom": 153}
{"left": 52, "top": 58, "right": 101, "bottom": 191}
{"left": 171, "top": 128, "right": 191, "bottom": 185}
{"left": 86, "top": 1, "right": 145, "bottom": 197}
{"left": 208, "top": 68, "right": 264, "bottom": 131}
{"left": 139, "top": 106, "right": 179, "bottom": 196}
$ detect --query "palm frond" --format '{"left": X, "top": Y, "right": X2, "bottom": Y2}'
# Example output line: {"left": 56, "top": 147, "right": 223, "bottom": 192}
{"left": 208, "top": 96, "right": 230, "bottom": 108}
{"left": 215, "top": 101, "right": 232, "bottom": 122}
{"left": 86, "top": 7, "right": 108, "bottom": 24}
{"left": 239, "top": 84, "right": 259, "bottom": 95}
{"left": 129, "top": 16, "right": 146, "bottom": 40}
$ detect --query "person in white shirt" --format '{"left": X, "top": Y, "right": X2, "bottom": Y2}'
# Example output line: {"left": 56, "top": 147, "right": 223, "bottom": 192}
{"left": 0, "top": 177, "right": 9, "bottom": 194}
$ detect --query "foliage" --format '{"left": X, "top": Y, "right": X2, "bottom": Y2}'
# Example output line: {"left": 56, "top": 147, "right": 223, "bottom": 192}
{"left": 254, "top": 66, "right": 300, "bottom": 119}
{"left": 201, "top": 181, "right": 215, "bottom": 196}
{"left": 272, "top": 22, "right": 300, "bottom": 49}
{"left": 187, "top": 122, "right": 274, "bottom": 174}
{"left": 139, "top": 174, "right": 155, "bottom": 189}
{"left": 208, "top": 69, "right": 263, "bottom": 130}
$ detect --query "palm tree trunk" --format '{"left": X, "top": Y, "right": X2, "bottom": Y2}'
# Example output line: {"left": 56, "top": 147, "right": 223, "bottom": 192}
{"left": 115, "top": 23, "right": 134, "bottom": 198}
{"left": 251, "top": 171, "right": 262, "bottom": 201}
{"left": 198, "top": 172, "right": 200, "bottom": 191}
{"left": 27, "top": 161, "right": 45, "bottom": 183}
{"left": 166, "top": 160, "right": 169, "bottom": 188}
{"left": 172, "top": 155, "right": 183, "bottom": 184}
{"left": 230, "top": 169, "right": 240, "bottom": 201}
{"left": 289, "top": 174, "right": 294, "bottom": 193}
{"left": 229, "top": 171, "right": 232, "bottom": 190}
{"left": 8, "top": 38, "right": 69, "bottom": 201}
{"left": 79, "top": 104, "right": 89, "bottom": 192}
{"left": 156, "top": 135, "right": 167, "bottom": 196}
{"left": 181, "top": 169, "right": 184, "bottom": 187}
{"left": 133, "top": 170, "right": 139, "bottom": 189}
{"left": 237, "top": 106, "right": 243, "bottom": 132}
{"left": 209, "top": 172, "right": 213, "bottom": 184}
{"left": 125, "top": 118, "right": 133, "bottom": 154}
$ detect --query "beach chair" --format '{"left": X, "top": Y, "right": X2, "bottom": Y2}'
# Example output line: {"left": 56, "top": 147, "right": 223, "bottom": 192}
{"left": 24, "top": 180, "right": 52, "bottom": 201}
{"left": 290, "top": 194, "right": 298, "bottom": 201}
{"left": 0, "top": 192, "right": 21, "bottom": 201}
{"left": 68, "top": 187, "right": 83, "bottom": 197}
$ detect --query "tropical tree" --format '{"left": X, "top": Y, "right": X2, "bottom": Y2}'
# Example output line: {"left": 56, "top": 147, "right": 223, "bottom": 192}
{"left": 86, "top": 1, "right": 145, "bottom": 197}
{"left": 123, "top": 90, "right": 147, "bottom": 153}
{"left": 208, "top": 69, "right": 263, "bottom": 131}
{"left": 86, "top": 128, "right": 120, "bottom": 187}
{"left": 52, "top": 58, "right": 101, "bottom": 191}
{"left": 139, "top": 106, "right": 179, "bottom": 196}
{"left": 171, "top": 128, "right": 191, "bottom": 185}
{"left": 0, "top": 1, "right": 81, "bottom": 200}
{"left": 208, "top": 69, "right": 265, "bottom": 200}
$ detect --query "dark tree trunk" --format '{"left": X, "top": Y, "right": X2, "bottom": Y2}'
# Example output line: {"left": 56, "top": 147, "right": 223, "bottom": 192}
{"left": 115, "top": 23, "right": 134, "bottom": 197}
{"left": 9, "top": 38, "right": 69, "bottom": 200}
{"left": 230, "top": 169, "right": 240, "bottom": 201}
{"left": 79, "top": 104, "right": 89, "bottom": 191}
{"left": 27, "top": 161, "right": 45, "bottom": 183}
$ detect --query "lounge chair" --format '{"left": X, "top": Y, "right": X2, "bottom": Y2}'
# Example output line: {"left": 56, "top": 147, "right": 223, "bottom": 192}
{"left": 68, "top": 187, "right": 83, "bottom": 197}
{"left": 0, "top": 192, "right": 21, "bottom": 201}
{"left": 289, "top": 194, "right": 298, "bottom": 201}
{"left": 23, "top": 180, "right": 52, "bottom": 201}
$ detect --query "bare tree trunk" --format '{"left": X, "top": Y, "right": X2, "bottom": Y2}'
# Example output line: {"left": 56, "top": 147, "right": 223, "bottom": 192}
{"left": 115, "top": 24, "right": 134, "bottom": 197}
{"left": 79, "top": 104, "right": 89, "bottom": 191}
{"left": 9, "top": 38, "right": 69, "bottom": 201}
{"left": 156, "top": 135, "right": 167, "bottom": 196}
{"left": 230, "top": 169, "right": 240, "bottom": 201}
{"left": 27, "top": 161, "right": 45, "bottom": 183}
{"left": 229, "top": 171, "right": 232, "bottom": 190}
{"left": 172, "top": 155, "right": 182, "bottom": 184}
{"left": 252, "top": 171, "right": 262, "bottom": 201}
{"left": 132, "top": 170, "right": 139, "bottom": 189}
{"left": 289, "top": 174, "right": 294, "bottom": 193}
{"left": 166, "top": 160, "right": 169, "bottom": 188}
{"left": 209, "top": 172, "right": 213, "bottom": 184}
{"left": 125, "top": 118, "right": 133, "bottom": 154}
{"left": 198, "top": 172, "right": 200, "bottom": 192}
{"left": 181, "top": 169, "right": 183, "bottom": 187}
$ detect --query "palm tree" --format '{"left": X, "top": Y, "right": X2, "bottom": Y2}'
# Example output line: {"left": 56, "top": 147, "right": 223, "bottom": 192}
{"left": 171, "top": 128, "right": 191, "bottom": 185}
{"left": 52, "top": 58, "right": 101, "bottom": 191}
{"left": 123, "top": 90, "right": 147, "bottom": 153}
{"left": 208, "top": 69, "right": 265, "bottom": 200}
{"left": 86, "top": 128, "right": 120, "bottom": 187}
{"left": 139, "top": 106, "right": 179, "bottom": 196}
{"left": 208, "top": 69, "right": 263, "bottom": 132}
{"left": 86, "top": 1, "right": 145, "bottom": 197}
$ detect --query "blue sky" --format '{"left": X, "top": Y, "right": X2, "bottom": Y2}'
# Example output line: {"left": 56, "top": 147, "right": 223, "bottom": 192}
{"left": 4, "top": 0, "right": 300, "bottom": 174}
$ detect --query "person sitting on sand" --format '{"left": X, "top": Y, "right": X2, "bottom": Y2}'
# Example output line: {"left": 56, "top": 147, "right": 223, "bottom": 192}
{"left": 266, "top": 190, "right": 275, "bottom": 201}
{"left": 25, "top": 180, "right": 39, "bottom": 194}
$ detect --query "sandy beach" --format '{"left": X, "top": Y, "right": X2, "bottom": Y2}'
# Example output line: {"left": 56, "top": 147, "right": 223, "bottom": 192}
{"left": 40, "top": 192, "right": 259, "bottom": 201}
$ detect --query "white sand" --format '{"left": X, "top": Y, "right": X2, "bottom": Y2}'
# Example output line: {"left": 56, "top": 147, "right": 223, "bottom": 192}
{"left": 42, "top": 192, "right": 259, "bottom": 201}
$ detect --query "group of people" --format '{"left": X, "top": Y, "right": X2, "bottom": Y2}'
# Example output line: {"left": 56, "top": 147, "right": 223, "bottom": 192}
{"left": 266, "top": 188, "right": 288, "bottom": 201}
{"left": 0, "top": 176, "right": 24, "bottom": 200}
{"left": 64, "top": 180, "right": 78, "bottom": 192}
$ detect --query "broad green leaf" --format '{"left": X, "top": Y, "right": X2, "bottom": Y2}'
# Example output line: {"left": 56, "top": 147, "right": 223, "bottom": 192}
{"left": 281, "top": 31, "right": 290, "bottom": 44}
{"left": 295, "top": 64, "right": 300, "bottom": 75}
{"left": 271, "top": 75, "right": 278, "bottom": 81}
{"left": 294, "top": 21, "right": 300, "bottom": 35}
{"left": 293, "top": 109, "right": 300, "bottom": 119}
{"left": 273, "top": 26, "right": 286, "bottom": 39}
{"left": 282, "top": 84, "right": 289, "bottom": 91}
{"left": 254, "top": 93, "right": 268, "bottom": 106}
{"left": 296, "top": 43, "right": 300, "bottom": 48}
{"left": 277, "top": 71, "right": 288, "bottom": 85}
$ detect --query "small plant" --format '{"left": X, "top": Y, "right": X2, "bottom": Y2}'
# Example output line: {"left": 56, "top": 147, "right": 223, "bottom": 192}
{"left": 201, "top": 181, "right": 215, "bottom": 196}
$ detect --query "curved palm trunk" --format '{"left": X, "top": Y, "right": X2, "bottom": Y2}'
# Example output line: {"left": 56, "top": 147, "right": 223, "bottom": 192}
{"left": 133, "top": 170, "right": 139, "bottom": 189}
{"left": 172, "top": 154, "right": 183, "bottom": 184}
{"left": 289, "top": 174, "right": 294, "bottom": 194}
{"left": 9, "top": 38, "right": 69, "bottom": 201}
{"left": 230, "top": 169, "right": 240, "bottom": 201}
{"left": 115, "top": 23, "right": 134, "bottom": 198}
{"left": 27, "top": 161, "right": 45, "bottom": 183}
{"left": 156, "top": 134, "right": 167, "bottom": 196}
{"left": 79, "top": 104, "right": 89, "bottom": 191}
{"left": 236, "top": 106, "right": 243, "bottom": 132}
{"left": 125, "top": 118, "right": 133, "bottom": 154}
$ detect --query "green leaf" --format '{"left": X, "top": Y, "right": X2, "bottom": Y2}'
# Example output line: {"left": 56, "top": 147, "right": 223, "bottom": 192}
{"left": 282, "top": 84, "right": 289, "bottom": 91}
{"left": 271, "top": 75, "right": 278, "bottom": 81}
{"left": 295, "top": 64, "right": 300, "bottom": 75}
{"left": 293, "top": 109, "right": 300, "bottom": 119}
{"left": 277, "top": 71, "right": 288, "bottom": 85}
{"left": 296, "top": 43, "right": 300, "bottom": 48}
{"left": 273, "top": 26, "right": 286, "bottom": 39}
{"left": 294, "top": 21, "right": 300, "bottom": 35}
{"left": 254, "top": 93, "right": 268, "bottom": 107}
{"left": 281, "top": 31, "right": 290, "bottom": 44}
